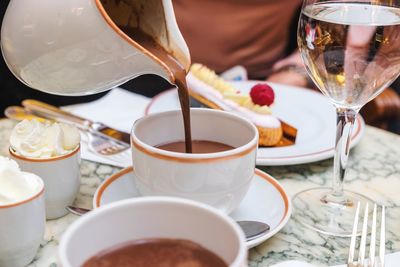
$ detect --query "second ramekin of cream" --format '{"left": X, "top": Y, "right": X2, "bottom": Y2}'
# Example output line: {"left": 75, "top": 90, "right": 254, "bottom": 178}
{"left": 9, "top": 119, "right": 81, "bottom": 219}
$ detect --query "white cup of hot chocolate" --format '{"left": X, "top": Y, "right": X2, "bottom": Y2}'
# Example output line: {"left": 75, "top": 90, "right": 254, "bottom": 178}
{"left": 131, "top": 108, "right": 258, "bottom": 214}
{"left": 59, "top": 197, "right": 247, "bottom": 267}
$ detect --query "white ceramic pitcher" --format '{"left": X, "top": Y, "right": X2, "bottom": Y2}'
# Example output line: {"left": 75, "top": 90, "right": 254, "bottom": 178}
{"left": 1, "top": 0, "right": 190, "bottom": 95}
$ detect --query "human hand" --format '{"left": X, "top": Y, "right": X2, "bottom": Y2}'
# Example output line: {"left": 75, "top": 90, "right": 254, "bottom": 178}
{"left": 267, "top": 68, "right": 309, "bottom": 88}
{"left": 267, "top": 51, "right": 315, "bottom": 89}
{"left": 272, "top": 50, "right": 304, "bottom": 71}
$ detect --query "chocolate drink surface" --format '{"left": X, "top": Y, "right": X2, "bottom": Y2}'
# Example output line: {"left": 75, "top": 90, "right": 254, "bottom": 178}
{"left": 82, "top": 238, "right": 228, "bottom": 267}
{"left": 157, "top": 140, "right": 234, "bottom": 153}
{"left": 119, "top": 27, "right": 193, "bottom": 153}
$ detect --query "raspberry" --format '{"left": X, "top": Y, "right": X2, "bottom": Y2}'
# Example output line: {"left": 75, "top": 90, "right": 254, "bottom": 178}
{"left": 249, "top": 83, "right": 275, "bottom": 106}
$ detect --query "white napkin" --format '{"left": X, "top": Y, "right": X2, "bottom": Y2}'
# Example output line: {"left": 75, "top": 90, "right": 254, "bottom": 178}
{"left": 270, "top": 251, "right": 400, "bottom": 267}
{"left": 63, "top": 88, "right": 151, "bottom": 167}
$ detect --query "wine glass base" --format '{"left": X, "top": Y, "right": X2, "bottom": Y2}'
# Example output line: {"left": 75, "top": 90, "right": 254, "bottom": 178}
{"left": 292, "top": 187, "right": 374, "bottom": 237}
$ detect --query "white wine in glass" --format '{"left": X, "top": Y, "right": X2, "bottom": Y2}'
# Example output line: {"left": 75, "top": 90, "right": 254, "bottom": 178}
{"left": 294, "top": 1, "right": 400, "bottom": 236}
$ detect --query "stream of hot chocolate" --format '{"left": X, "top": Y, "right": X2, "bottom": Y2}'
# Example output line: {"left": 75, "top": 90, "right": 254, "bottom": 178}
{"left": 174, "top": 70, "right": 193, "bottom": 153}
{"left": 120, "top": 27, "right": 192, "bottom": 153}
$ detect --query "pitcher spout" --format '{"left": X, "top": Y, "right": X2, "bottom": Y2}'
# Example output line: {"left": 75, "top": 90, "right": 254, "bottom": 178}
{"left": 97, "top": 0, "right": 191, "bottom": 84}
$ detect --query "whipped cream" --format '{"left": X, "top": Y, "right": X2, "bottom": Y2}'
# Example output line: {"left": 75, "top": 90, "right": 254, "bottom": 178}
{"left": 187, "top": 73, "right": 281, "bottom": 129}
{"left": 0, "top": 156, "right": 42, "bottom": 205}
{"left": 10, "top": 119, "right": 80, "bottom": 158}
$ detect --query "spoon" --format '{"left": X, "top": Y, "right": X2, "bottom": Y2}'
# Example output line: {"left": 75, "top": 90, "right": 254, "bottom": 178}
{"left": 66, "top": 206, "right": 270, "bottom": 241}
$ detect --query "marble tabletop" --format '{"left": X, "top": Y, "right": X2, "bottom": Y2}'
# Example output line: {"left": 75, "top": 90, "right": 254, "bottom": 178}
{"left": 1, "top": 118, "right": 399, "bottom": 267}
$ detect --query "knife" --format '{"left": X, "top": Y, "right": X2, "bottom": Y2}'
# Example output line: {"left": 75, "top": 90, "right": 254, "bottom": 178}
{"left": 4, "top": 106, "right": 50, "bottom": 123}
{"left": 22, "top": 99, "right": 131, "bottom": 145}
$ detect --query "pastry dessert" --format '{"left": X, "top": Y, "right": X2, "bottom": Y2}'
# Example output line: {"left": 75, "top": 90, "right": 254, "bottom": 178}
{"left": 187, "top": 64, "right": 297, "bottom": 146}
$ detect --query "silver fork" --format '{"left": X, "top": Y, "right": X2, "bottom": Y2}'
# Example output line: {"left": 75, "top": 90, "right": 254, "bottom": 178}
{"left": 84, "top": 129, "right": 130, "bottom": 155}
{"left": 348, "top": 202, "right": 386, "bottom": 267}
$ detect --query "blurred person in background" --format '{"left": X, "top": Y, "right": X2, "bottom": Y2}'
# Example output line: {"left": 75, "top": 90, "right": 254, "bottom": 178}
{"left": 174, "top": 0, "right": 307, "bottom": 85}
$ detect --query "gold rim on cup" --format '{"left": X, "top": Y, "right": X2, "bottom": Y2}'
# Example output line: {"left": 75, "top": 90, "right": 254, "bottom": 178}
{"left": 9, "top": 145, "right": 80, "bottom": 163}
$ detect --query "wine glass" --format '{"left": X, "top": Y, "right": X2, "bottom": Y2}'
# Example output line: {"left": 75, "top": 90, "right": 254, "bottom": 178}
{"left": 294, "top": 0, "right": 400, "bottom": 236}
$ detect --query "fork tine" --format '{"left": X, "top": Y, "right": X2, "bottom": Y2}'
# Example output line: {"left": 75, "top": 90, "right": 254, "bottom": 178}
{"left": 358, "top": 203, "right": 369, "bottom": 265}
{"left": 369, "top": 204, "right": 377, "bottom": 267}
{"left": 379, "top": 206, "right": 385, "bottom": 267}
{"left": 348, "top": 202, "right": 361, "bottom": 265}
{"left": 87, "top": 130, "right": 129, "bottom": 156}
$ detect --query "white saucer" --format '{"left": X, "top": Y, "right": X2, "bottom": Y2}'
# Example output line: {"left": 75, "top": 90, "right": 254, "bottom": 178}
{"left": 144, "top": 81, "right": 365, "bottom": 166}
{"left": 93, "top": 167, "right": 292, "bottom": 248}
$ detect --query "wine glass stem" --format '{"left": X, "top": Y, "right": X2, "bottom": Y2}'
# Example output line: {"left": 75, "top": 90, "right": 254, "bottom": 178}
{"left": 324, "top": 107, "right": 358, "bottom": 206}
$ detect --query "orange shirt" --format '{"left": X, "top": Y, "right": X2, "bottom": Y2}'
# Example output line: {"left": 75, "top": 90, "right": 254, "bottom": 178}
{"left": 173, "top": 0, "right": 302, "bottom": 78}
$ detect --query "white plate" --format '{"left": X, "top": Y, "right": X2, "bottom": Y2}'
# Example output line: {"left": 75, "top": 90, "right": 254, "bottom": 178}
{"left": 93, "top": 167, "right": 292, "bottom": 248}
{"left": 144, "top": 81, "right": 365, "bottom": 166}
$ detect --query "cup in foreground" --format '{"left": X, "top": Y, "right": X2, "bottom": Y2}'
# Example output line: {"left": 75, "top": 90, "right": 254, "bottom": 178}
{"left": 0, "top": 174, "right": 45, "bottom": 267}
{"left": 59, "top": 197, "right": 247, "bottom": 267}
{"left": 9, "top": 145, "right": 81, "bottom": 219}
{"left": 131, "top": 108, "right": 258, "bottom": 214}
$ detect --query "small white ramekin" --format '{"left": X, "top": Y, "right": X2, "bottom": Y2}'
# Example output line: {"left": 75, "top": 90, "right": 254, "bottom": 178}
{"left": 0, "top": 174, "right": 45, "bottom": 267}
{"left": 10, "top": 145, "right": 81, "bottom": 219}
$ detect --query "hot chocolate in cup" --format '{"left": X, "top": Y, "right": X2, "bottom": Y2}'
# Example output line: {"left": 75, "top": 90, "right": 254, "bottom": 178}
{"left": 59, "top": 197, "right": 247, "bottom": 267}
{"left": 131, "top": 108, "right": 258, "bottom": 214}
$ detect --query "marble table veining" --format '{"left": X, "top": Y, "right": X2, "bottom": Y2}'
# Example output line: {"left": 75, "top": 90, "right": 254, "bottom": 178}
{"left": 0, "top": 119, "right": 399, "bottom": 267}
